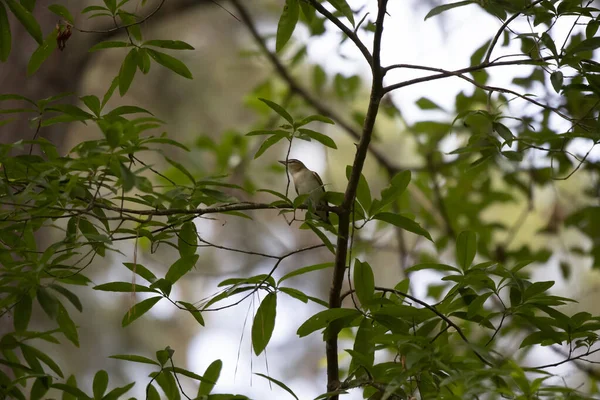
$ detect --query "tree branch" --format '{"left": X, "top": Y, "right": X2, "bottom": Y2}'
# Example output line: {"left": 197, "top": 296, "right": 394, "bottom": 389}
{"left": 326, "top": 1, "right": 388, "bottom": 396}
{"left": 230, "top": 0, "right": 399, "bottom": 175}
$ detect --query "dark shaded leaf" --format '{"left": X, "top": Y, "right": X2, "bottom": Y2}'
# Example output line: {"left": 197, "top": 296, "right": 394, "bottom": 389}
{"left": 456, "top": 230, "right": 477, "bottom": 270}
{"left": 178, "top": 221, "right": 197, "bottom": 258}
{"left": 27, "top": 29, "right": 58, "bottom": 75}
{"left": 165, "top": 255, "right": 199, "bottom": 284}
{"left": 0, "top": 3, "right": 11, "bottom": 61}
{"left": 121, "top": 296, "right": 162, "bottom": 327}
{"left": 354, "top": 260, "right": 374, "bottom": 307}
{"left": 298, "top": 128, "right": 337, "bottom": 149}
{"left": 252, "top": 293, "right": 277, "bottom": 355}
{"left": 6, "top": 0, "right": 42, "bottom": 44}
{"left": 278, "top": 262, "right": 334, "bottom": 284}
{"left": 254, "top": 132, "right": 287, "bottom": 159}
{"left": 57, "top": 303, "right": 79, "bottom": 346}
{"left": 255, "top": 373, "right": 299, "bottom": 400}
{"left": 425, "top": 0, "right": 475, "bottom": 20}
{"left": 297, "top": 308, "right": 361, "bottom": 337}
{"left": 48, "top": 4, "right": 74, "bottom": 23}
{"left": 94, "top": 282, "right": 156, "bottom": 293}
{"left": 373, "top": 212, "right": 433, "bottom": 241}
{"left": 146, "top": 48, "right": 193, "bottom": 79}
{"left": 119, "top": 48, "right": 138, "bottom": 96}
{"left": 14, "top": 294, "right": 32, "bottom": 331}
{"left": 109, "top": 354, "right": 160, "bottom": 365}
{"left": 143, "top": 39, "right": 194, "bottom": 50}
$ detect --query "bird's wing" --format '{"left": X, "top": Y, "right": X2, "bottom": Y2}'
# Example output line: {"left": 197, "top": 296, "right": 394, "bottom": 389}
{"left": 311, "top": 171, "right": 326, "bottom": 192}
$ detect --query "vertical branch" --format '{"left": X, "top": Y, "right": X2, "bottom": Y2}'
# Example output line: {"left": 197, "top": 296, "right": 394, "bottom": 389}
{"left": 326, "top": 1, "right": 389, "bottom": 396}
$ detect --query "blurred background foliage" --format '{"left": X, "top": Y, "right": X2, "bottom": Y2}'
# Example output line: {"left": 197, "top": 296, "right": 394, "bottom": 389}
{"left": 2, "top": 0, "right": 600, "bottom": 399}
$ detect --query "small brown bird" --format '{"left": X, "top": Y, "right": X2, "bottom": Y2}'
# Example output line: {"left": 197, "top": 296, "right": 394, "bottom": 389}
{"left": 279, "top": 159, "right": 329, "bottom": 223}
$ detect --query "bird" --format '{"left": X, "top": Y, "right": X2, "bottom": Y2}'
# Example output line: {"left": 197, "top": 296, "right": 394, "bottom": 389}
{"left": 279, "top": 159, "right": 329, "bottom": 224}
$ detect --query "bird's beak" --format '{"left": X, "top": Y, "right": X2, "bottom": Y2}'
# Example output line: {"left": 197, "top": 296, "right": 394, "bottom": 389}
{"left": 278, "top": 160, "right": 287, "bottom": 166}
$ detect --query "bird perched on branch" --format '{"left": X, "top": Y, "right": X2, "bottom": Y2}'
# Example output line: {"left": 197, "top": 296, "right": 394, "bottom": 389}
{"left": 279, "top": 159, "right": 329, "bottom": 224}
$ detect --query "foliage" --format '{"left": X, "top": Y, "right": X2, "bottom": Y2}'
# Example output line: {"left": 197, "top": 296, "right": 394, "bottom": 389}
{"left": 2, "top": 0, "right": 600, "bottom": 399}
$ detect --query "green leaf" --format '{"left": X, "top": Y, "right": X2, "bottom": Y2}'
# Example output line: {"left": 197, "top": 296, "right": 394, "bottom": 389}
{"left": 296, "top": 114, "right": 335, "bottom": 127}
{"left": 80, "top": 95, "right": 101, "bottom": 116}
{"left": 146, "top": 384, "right": 160, "bottom": 400}
{"left": 416, "top": 97, "right": 442, "bottom": 110}
{"left": 493, "top": 122, "right": 514, "bottom": 146}
{"left": 165, "top": 255, "right": 199, "bottom": 284}
{"left": 137, "top": 47, "right": 151, "bottom": 73}
{"left": 328, "top": 0, "right": 355, "bottom": 26}
{"left": 550, "top": 71, "right": 563, "bottom": 93}
{"left": 298, "top": 128, "right": 337, "bottom": 149}
{"left": 119, "top": 163, "right": 135, "bottom": 192}
{"left": 456, "top": 230, "right": 477, "bottom": 270}
{"left": 165, "top": 156, "right": 195, "bottom": 183}
{"left": 109, "top": 354, "right": 160, "bottom": 366}
{"left": 278, "top": 262, "right": 334, "bottom": 284}
{"left": 524, "top": 281, "right": 555, "bottom": 299}
{"left": 279, "top": 287, "right": 308, "bottom": 303}
{"left": 198, "top": 360, "right": 222, "bottom": 396}
{"left": 0, "top": 3, "right": 11, "bottom": 62}
{"left": 49, "top": 284, "right": 83, "bottom": 312}
{"left": 89, "top": 41, "right": 130, "bottom": 52}
{"left": 102, "top": 76, "right": 119, "bottom": 108}
{"left": 370, "top": 170, "right": 411, "bottom": 215}
{"left": 424, "top": 0, "right": 475, "bottom": 20}
{"left": 149, "top": 278, "right": 172, "bottom": 296}
{"left": 178, "top": 221, "right": 197, "bottom": 258}
{"left": 119, "top": 48, "right": 138, "bottom": 96}
{"left": 406, "top": 263, "right": 461, "bottom": 273}
{"left": 121, "top": 296, "right": 162, "bottom": 327}
{"left": 143, "top": 39, "right": 194, "bottom": 50}
{"left": 373, "top": 212, "right": 433, "bottom": 242}
{"left": 259, "top": 97, "right": 294, "bottom": 124}
{"left": 105, "top": 105, "right": 152, "bottom": 117}
{"left": 31, "top": 378, "right": 50, "bottom": 400}
{"left": 6, "top": 0, "right": 43, "bottom": 44}
{"left": 353, "top": 260, "right": 374, "bottom": 307}
{"left": 254, "top": 132, "right": 288, "bottom": 159}
{"left": 246, "top": 129, "right": 289, "bottom": 136}
{"left": 27, "top": 29, "right": 58, "bottom": 75}
{"left": 82, "top": 5, "right": 109, "bottom": 13}
{"left": 117, "top": 10, "right": 141, "bottom": 41}
{"left": 146, "top": 48, "right": 193, "bottom": 79}
{"left": 569, "top": 37, "right": 600, "bottom": 55}
{"left": 48, "top": 4, "right": 74, "bottom": 23}
{"left": 102, "top": 382, "right": 135, "bottom": 400}
{"left": 254, "top": 373, "right": 299, "bottom": 400}
{"left": 297, "top": 308, "right": 361, "bottom": 337}
{"left": 306, "top": 220, "right": 335, "bottom": 254}
{"left": 14, "top": 294, "right": 32, "bottom": 331}
{"left": 345, "top": 165, "right": 371, "bottom": 212}
{"left": 179, "top": 301, "right": 204, "bottom": 326}
{"left": 52, "top": 382, "right": 90, "bottom": 400}
{"left": 93, "top": 282, "right": 156, "bottom": 293}
{"left": 349, "top": 318, "right": 374, "bottom": 375}
{"left": 37, "top": 287, "right": 59, "bottom": 319}
{"left": 276, "top": 0, "right": 299, "bottom": 52}
{"left": 92, "top": 370, "right": 108, "bottom": 399}
{"left": 57, "top": 303, "right": 79, "bottom": 346}
{"left": 19, "top": 343, "right": 63, "bottom": 378}
{"left": 252, "top": 293, "right": 277, "bottom": 355}
{"left": 501, "top": 151, "right": 523, "bottom": 161}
